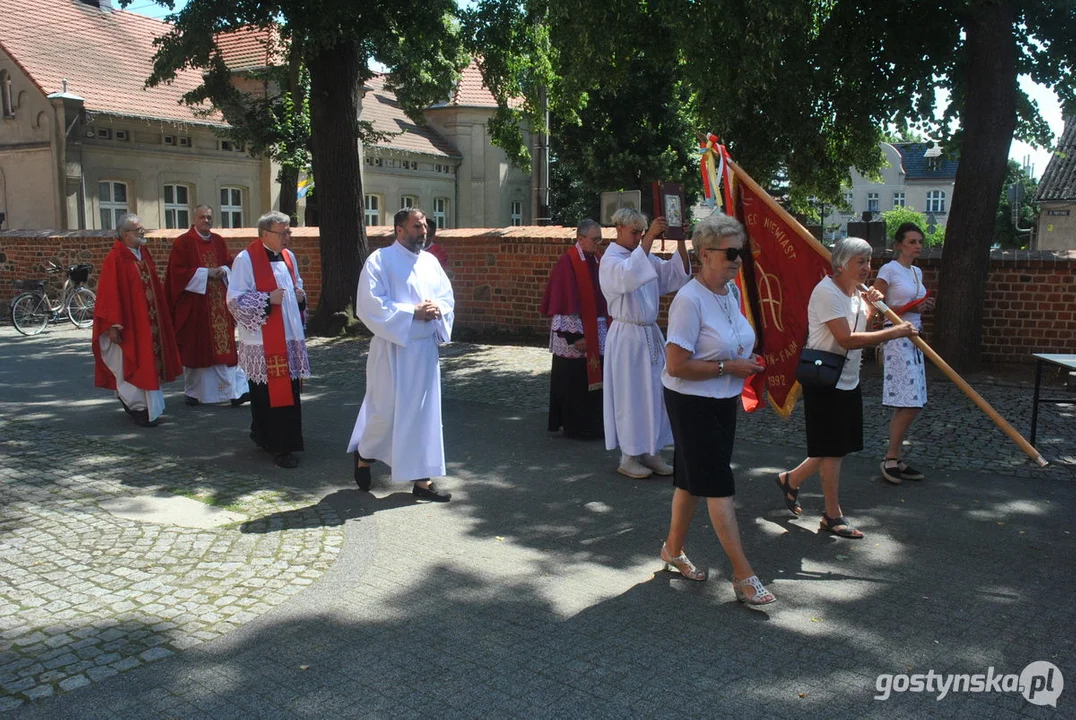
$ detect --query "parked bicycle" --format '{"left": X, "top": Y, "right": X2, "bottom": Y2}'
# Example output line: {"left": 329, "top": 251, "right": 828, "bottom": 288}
{"left": 9, "top": 261, "right": 96, "bottom": 336}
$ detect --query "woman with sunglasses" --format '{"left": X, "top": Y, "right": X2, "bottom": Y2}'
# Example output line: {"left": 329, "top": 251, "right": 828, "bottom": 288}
{"left": 659, "top": 214, "right": 774, "bottom": 606}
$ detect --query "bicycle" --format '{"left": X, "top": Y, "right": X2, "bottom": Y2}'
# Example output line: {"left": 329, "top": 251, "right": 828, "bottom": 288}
{"left": 9, "top": 261, "right": 97, "bottom": 336}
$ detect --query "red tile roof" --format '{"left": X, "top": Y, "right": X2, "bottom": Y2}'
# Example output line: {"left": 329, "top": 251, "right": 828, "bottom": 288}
{"left": 215, "top": 25, "right": 282, "bottom": 72}
{"left": 432, "top": 58, "right": 521, "bottom": 109}
{"left": 0, "top": 0, "right": 222, "bottom": 125}
{"left": 363, "top": 75, "right": 461, "bottom": 158}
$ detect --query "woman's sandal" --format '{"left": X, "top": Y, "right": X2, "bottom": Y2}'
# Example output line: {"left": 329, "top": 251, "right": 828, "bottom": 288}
{"left": 775, "top": 472, "right": 801, "bottom": 515}
{"left": 660, "top": 542, "right": 707, "bottom": 581}
{"left": 733, "top": 575, "right": 777, "bottom": 606}
{"left": 819, "top": 513, "right": 864, "bottom": 539}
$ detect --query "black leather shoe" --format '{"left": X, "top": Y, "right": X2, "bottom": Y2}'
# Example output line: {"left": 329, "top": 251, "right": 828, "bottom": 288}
{"left": 412, "top": 481, "right": 451, "bottom": 502}
{"left": 230, "top": 392, "right": 251, "bottom": 407}
{"left": 130, "top": 409, "right": 158, "bottom": 428}
{"left": 354, "top": 451, "right": 372, "bottom": 491}
{"left": 274, "top": 452, "right": 299, "bottom": 468}
{"left": 184, "top": 395, "right": 200, "bottom": 406}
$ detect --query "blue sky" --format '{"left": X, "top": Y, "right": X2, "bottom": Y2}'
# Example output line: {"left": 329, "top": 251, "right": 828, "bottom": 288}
{"left": 125, "top": 0, "right": 1062, "bottom": 178}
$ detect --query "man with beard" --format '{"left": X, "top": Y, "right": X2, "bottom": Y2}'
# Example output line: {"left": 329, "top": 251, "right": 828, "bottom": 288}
{"left": 92, "top": 214, "right": 182, "bottom": 427}
{"left": 348, "top": 208, "right": 455, "bottom": 500}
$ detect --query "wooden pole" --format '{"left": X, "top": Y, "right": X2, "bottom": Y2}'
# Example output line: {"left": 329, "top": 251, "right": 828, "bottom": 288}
{"left": 725, "top": 157, "right": 1049, "bottom": 467}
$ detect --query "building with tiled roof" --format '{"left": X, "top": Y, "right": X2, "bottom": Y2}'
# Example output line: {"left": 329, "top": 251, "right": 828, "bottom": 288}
{"left": 821, "top": 141, "right": 960, "bottom": 240}
{"left": 0, "top": 1, "right": 533, "bottom": 231}
{"left": 0, "top": 0, "right": 267, "bottom": 230}
{"left": 1034, "top": 116, "right": 1076, "bottom": 251}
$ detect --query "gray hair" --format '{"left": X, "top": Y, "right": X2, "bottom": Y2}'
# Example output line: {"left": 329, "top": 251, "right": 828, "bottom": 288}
{"left": 257, "top": 210, "right": 290, "bottom": 235}
{"left": 830, "top": 236, "right": 873, "bottom": 273}
{"left": 576, "top": 218, "right": 601, "bottom": 238}
{"left": 611, "top": 207, "right": 648, "bottom": 232}
{"left": 692, "top": 213, "right": 745, "bottom": 251}
{"left": 116, "top": 213, "right": 142, "bottom": 233}
{"left": 194, "top": 204, "right": 213, "bottom": 214}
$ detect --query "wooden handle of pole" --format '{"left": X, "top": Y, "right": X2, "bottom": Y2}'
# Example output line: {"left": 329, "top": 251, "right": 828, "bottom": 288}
{"left": 860, "top": 288, "right": 1049, "bottom": 468}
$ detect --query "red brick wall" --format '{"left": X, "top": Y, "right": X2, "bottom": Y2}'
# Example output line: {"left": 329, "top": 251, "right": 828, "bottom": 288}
{"left": 2, "top": 228, "right": 1072, "bottom": 366}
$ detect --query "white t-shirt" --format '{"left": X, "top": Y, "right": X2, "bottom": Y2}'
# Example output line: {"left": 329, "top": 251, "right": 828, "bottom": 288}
{"left": 876, "top": 260, "right": 925, "bottom": 326}
{"left": 806, "top": 276, "right": 867, "bottom": 391}
{"left": 662, "top": 279, "right": 755, "bottom": 399}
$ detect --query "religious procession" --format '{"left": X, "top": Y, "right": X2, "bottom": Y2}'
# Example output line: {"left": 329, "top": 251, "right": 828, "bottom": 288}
{"left": 87, "top": 136, "right": 1058, "bottom": 614}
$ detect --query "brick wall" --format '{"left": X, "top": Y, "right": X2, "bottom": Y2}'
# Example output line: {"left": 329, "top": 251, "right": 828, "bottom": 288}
{"left": 2, "top": 228, "right": 1073, "bottom": 366}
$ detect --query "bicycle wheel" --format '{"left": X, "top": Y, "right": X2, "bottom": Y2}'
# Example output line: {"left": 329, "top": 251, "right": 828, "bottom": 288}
{"left": 66, "top": 287, "right": 96, "bottom": 328}
{"left": 10, "top": 293, "right": 50, "bottom": 335}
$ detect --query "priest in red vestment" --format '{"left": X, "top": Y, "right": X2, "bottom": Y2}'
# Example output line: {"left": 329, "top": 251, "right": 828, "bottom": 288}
{"left": 92, "top": 214, "right": 182, "bottom": 427}
{"left": 539, "top": 218, "right": 609, "bottom": 439}
{"left": 165, "top": 205, "right": 249, "bottom": 407}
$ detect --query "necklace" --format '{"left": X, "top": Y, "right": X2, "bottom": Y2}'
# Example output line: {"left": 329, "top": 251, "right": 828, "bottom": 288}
{"left": 708, "top": 281, "right": 746, "bottom": 356}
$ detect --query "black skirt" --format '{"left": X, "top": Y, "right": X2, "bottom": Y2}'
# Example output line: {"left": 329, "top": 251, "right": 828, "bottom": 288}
{"left": 663, "top": 388, "right": 737, "bottom": 498}
{"left": 547, "top": 355, "right": 604, "bottom": 440}
{"left": 803, "top": 384, "right": 863, "bottom": 458}
{"left": 248, "top": 378, "right": 304, "bottom": 454}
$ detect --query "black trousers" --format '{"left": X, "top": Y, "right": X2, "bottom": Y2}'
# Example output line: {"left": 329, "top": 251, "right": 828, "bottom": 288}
{"left": 248, "top": 379, "right": 304, "bottom": 454}
{"left": 547, "top": 355, "right": 604, "bottom": 440}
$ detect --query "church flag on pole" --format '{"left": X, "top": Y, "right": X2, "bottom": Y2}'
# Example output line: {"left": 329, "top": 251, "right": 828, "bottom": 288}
{"left": 699, "top": 135, "right": 832, "bottom": 418}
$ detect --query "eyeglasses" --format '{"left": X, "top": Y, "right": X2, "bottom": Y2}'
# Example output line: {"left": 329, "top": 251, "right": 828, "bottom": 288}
{"left": 707, "top": 246, "right": 743, "bottom": 261}
{"left": 265, "top": 229, "right": 292, "bottom": 237}
{"left": 125, "top": 228, "right": 146, "bottom": 236}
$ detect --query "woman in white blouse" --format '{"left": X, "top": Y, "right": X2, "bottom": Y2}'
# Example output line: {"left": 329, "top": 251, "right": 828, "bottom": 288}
{"left": 659, "top": 214, "right": 774, "bottom": 606}
{"left": 872, "top": 222, "right": 935, "bottom": 484}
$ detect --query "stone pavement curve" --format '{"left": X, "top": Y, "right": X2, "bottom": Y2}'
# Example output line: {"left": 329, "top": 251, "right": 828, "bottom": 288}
{"left": 0, "top": 324, "right": 1073, "bottom": 719}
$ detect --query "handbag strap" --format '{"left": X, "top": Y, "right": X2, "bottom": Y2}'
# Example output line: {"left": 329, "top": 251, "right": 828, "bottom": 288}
{"left": 805, "top": 293, "right": 860, "bottom": 358}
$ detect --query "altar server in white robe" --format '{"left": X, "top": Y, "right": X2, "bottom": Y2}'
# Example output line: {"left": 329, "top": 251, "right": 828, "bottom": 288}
{"left": 599, "top": 207, "right": 690, "bottom": 479}
{"left": 348, "top": 208, "right": 456, "bottom": 501}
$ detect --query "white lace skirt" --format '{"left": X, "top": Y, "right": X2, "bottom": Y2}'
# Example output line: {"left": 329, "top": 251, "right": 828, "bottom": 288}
{"left": 881, "top": 330, "right": 927, "bottom": 409}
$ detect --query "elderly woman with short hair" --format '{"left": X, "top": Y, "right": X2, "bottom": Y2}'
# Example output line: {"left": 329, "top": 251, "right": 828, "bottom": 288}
{"left": 660, "top": 214, "right": 774, "bottom": 605}
{"left": 775, "top": 237, "right": 917, "bottom": 538}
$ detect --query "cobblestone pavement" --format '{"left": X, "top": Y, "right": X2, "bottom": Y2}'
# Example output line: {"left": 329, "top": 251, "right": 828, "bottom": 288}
{"left": 1, "top": 326, "right": 1073, "bottom": 717}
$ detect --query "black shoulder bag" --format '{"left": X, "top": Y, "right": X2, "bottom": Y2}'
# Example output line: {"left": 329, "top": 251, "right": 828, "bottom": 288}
{"left": 796, "top": 296, "right": 860, "bottom": 390}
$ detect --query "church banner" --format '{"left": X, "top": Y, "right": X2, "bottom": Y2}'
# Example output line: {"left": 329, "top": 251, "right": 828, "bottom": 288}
{"left": 736, "top": 179, "right": 832, "bottom": 417}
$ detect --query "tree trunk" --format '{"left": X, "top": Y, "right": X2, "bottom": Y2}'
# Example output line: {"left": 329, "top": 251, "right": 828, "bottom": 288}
{"left": 305, "top": 40, "right": 366, "bottom": 336}
{"left": 934, "top": 2, "right": 1017, "bottom": 372}
{"left": 278, "top": 164, "right": 299, "bottom": 224}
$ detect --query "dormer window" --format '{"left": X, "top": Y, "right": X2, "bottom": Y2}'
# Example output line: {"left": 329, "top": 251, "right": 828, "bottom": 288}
{"left": 2, "top": 71, "right": 15, "bottom": 117}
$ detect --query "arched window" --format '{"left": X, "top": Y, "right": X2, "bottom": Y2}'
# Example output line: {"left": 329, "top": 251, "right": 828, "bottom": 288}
{"left": 1, "top": 71, "right": 14, "bottom": 118}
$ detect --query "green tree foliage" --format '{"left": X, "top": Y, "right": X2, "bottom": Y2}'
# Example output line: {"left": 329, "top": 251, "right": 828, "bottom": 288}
{"left": 466, "top": 0, "right": 1075, "bottom": 370}
{"left": 881, "top": 206, "right": 945, "bottom": 247}
{"left": 124, "top": 0, "right": 469, "bottom": 335}
{"left": 994, "top": 160, "right": 1038, "bottom": 249}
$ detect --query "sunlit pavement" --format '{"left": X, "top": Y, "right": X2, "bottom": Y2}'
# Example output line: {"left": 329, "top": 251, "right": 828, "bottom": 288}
{"left": 2, "top": 325, "right": 1072, "bottom": 718}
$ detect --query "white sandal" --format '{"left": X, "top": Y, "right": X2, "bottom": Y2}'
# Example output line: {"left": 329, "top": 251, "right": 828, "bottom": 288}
{"left": 660, "top": 542, "right": 707, "bottom": 581}
{"left": 733, "top": 575, "right": 776, "bottom": 606}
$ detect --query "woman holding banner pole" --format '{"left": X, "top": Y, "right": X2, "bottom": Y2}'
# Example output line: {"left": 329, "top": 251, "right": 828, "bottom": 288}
{"left": 775, "top": 237, "right": 917, "bottom": 539}
{"left": 872, "top": 222, "right": 936, "bottom": 484}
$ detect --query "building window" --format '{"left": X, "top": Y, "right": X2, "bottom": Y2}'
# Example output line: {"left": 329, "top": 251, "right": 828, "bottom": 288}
{"left": 842, "top": 192, "right": 854, "bottom": 213}
{"left": 433, "top": 197, "right": 449, "bottom": 229}
{"left": 364, "top": 194, "right": 381, "bottom": 226}
{"left": 219, "top": 186, "right": 243, "bottom": 228}
{"left": 99, "top": 181, "right": 128, "bottom": 229}
{"left": 400, "top": 195, "right": 418, "bottom": 210}
{"left": 1, "top": 71, "right": 14, "bottom": 117}
{"left": 867, "top": 192, "right": 879, "bottom": 213}
{"left": 926, "top": 190, "right": 946, "bottom": 214}
{"left": 163, "top": 184, "right": 191, "bottom": 229}
{"left": 893, "top": 192, "right": 906, "bottom": 208}
{"left": 510, "top": 201, "right": 523, "bottom": 226}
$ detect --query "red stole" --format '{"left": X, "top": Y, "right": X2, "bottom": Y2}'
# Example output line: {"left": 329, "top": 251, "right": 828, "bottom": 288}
{"left": 568, "top": 249, "right": 603, "bottom": 390}
{"left": 247, "top": 241, "right": 298, "bottom": 407}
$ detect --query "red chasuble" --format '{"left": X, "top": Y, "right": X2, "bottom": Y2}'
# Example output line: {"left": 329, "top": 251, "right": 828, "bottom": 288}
{"left": 165, "top": 228, "right": 238, "bottom": 368}
{"left": 92, "top": 241, "right": 182, "bottom": 391}
{"left": 246, "top": 241, "right": 299, "bottom": 408}
{"left": 540, "top": 247, "right": 610, "bottom": 389}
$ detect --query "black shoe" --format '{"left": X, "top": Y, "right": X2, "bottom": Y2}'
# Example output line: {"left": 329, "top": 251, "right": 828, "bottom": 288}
{"left": 230, "top": 392, "right": 250, "bottom": 407}
{"left": 130, "top": 409, "right": 158, "bottom": 428}
{"left": 118, "top": 398, "right": 135, "bottom": 416}
{"left": 354, "top": 451, "right": 372, "bottom": 491}
{"left": 412, "top": 481, "right": 451, "bottom": 502}
{"left": 184, "top": 395, "right": 200, "bottom": 406}
{"left": 880, "top": 460, "right": 904, "bottom": 485}
{"left": 274, "top": 452, "right": 299, "bottom": 468}
{"left": 898, "top": 461, "right": 924, "bottom": 481}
